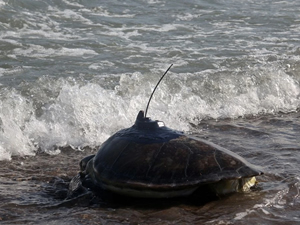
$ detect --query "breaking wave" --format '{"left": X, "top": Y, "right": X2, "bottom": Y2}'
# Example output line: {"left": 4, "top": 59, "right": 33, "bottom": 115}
{"left": 0, "top": 61, "right": 299, "bottom": 160}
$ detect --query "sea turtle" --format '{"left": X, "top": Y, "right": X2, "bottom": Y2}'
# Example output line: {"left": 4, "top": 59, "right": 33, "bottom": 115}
{"left": 68, "top": 110, "right": 263, "bottom": 198}
{"left": 68, "top": 65, "right": 263, "bottom": 198}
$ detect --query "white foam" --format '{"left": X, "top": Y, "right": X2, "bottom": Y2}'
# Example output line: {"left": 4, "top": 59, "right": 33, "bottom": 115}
{"left": 59, "top": 9, "right": 91, "bottom": 23}
{"left": 0, "top": 90, "right": 36, "bottom": 160}
{"left": 0, "top": 145, "right": 12, "bottom": 161}
{"left": 0, "top": 19, "right": 80, "bottom": 43}
{"left": 87, "top": 6, "right": 135, "bottom": 18}
{"left": 0, "top": 68, "right": 4, "bottom": 76}
{"left": 147, "top": 0, "right": 165, "bottom": 4}
{"left": 88, "top": 61, "right": 115, "bottom": 70}
{"left": 234, "top": 211, "right": 250, "bottom": 220}
{"left": 103, "top": 26, "right": 141, "bottom": 40}
{"left": 62, "top": 0, "right": 83, "bottom": 8}
{"left": 12, "top": 45, "right": 97, "bottom": 58}
{"left": 175, "top": 13, "right": 200, "bottom": 21}
{"left": 103, "top": 23, "right": 182, "bottom": 41}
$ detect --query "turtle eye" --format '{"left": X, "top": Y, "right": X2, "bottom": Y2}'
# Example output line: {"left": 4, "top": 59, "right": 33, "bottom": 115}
{"left": 79, "top": 160, "right": 86, "bottom": 171}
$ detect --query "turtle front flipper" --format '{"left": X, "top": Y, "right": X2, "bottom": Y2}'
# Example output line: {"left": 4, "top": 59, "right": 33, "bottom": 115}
{"left": 67, "top": 173, "right": 88, "bottom": 198}
{"left": 67, "top": 155, "right": 95, "bottom": 199}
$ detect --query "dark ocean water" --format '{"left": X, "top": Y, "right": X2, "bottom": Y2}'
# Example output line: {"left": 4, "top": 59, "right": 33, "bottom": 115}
{"left": 0, "top": 0, "right": 299, "bottom": 224}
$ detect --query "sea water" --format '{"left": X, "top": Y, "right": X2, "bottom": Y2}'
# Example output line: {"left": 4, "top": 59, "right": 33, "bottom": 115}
{"left": 0, "top": 0, "right": 299, "bottom": 224}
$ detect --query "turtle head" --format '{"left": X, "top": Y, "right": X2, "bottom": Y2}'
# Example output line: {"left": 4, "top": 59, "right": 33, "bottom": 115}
{"left": 79, "top": 155, "right": 95, "bottom": 172}
{"left": 134, "top": 110, "right": 165, "bottom": 130}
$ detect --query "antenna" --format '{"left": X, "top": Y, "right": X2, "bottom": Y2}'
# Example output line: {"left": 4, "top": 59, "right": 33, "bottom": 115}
{"left": 144, "top": 64, "right": 173, "bottom": 118}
